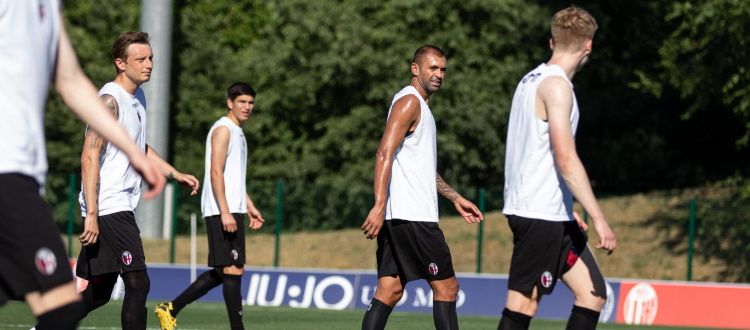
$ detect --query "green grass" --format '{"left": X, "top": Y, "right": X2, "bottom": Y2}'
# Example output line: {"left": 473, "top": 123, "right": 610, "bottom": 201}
{"left": 0, "top": 300, "right": 732, "bottom": 329}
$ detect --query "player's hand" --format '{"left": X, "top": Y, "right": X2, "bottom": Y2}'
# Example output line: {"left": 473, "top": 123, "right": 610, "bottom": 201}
{"left": 79, "top": 214, "right": 99, "bottom": 246}
{"left": 453, "top": 197, "right": 483, "bottom": 224}
{"left": 247, "top": 206, "right": 265, "bottom": 230}
{"left": 592, "top": 217, "right": 616, "bottom": 255}
{"left": 221, "top": 212, "right": 238, "bottom": 233}
{"left": 361, "top": 207, "right": 385, "bottom": 240}
{"left": 573, "top": 211, "right": 588, "bottom": 231}
{"left": 175, "top": 173, "right": 200, "bottom": 196}
{"left": 131, "top": 154, "right": 165, "bottom": 200}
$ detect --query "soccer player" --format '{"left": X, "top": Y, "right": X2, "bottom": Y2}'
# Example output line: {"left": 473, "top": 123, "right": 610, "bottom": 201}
{"left": 74, "top": 31, "right": 200, "bottom": 329}
{"left": 0, "top": 2, "right": 165, "bottom": 330}
{"left": 360, "top": 45, "right": 484, "bottom": 330}
{"left": 155, "top": 82, "right": 265, "bottom": 330}
{"left": 499, "top": 6, "right": 616, "bottom": 330}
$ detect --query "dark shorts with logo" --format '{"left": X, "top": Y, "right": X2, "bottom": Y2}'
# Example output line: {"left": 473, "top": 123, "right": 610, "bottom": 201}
{"left": 205, "top": 213, "right": 246, "bottom": 267}
{"left": 0, "top": 174, "right": 74, "bottom": 304}
{"left": 376, "top": 219, "right": 455, "bottom": 283}
{"left": 76, "top": 211, "right": 146, "bottom": 279}
{"left": 506, "top": 215, "right": 588, "bottom": 295}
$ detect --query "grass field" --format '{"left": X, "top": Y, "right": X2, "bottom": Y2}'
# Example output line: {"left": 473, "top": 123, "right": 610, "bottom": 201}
{"left": 0, "top": 300, "right": 735, "bottom": 330}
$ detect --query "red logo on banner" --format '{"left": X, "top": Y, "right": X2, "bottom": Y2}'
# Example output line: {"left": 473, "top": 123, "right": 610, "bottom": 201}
{"left": 623, "top": 283, "right": 659, "bottom": 325}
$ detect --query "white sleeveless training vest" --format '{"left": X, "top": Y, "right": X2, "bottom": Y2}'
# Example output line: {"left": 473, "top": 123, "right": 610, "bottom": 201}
{"left": 79, "top": 82, "right": 147, "bottom": 216}
{"left": 384, "top": 85, "right": 439, "bottom": 222}
{"left": 503, "top": 64, "right": 579, "bottom": 221}
{"left": 201, "top": 116, "right": 248, "bottom": 218}
{"left": 0, "top": 0, "right": 60, "bottom": 189}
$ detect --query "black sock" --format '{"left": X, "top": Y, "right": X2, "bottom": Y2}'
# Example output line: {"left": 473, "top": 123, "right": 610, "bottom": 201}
{"left": 362, "top": 298, "right": 393, "bottom": 330}
{"left": 497, "top": 308, "right": 531, "bottom": 330}
{"left": 80, "top": 273, "right": 119, "bottom": 316}
{"left": 565, "top": 305, "right": 600, "bottom": 330}
{"left": 172, "top": 268, "right": 224, "bottom": 316}
{"left": 433, "top": 300, "right": 458, "bottom": 330}
{"left": 35, "top": 301, "right": 86, "bottom": 330}
{"left": 223, "top": 274, "right": 244, "bottom": 330}
{"left": 121, "top": 270, "right": 150, "bottom": 330}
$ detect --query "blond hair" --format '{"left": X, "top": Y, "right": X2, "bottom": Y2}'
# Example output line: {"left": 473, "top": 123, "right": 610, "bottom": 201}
{"left": 551, "top": 7, "right": 597, "bottom": 50}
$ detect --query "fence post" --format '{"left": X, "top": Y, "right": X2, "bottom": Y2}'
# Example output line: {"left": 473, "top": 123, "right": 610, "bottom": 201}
{"left": 476, "top": 188, "right": 486, "bottom": 273}
{"left": 170, "top": 181, "right": 178, "bottom": 264}
{"left": 687, "top": 197, "right": 696, "bottom": 281}
{"left": 274, "top": 181, "right": 284, "bottom": 268}
{"left": 67, "top": 172, "right": 77, "bottom": 257}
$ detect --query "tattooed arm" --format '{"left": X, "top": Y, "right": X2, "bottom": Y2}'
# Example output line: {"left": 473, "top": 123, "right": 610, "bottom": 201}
{"left": 436, "top": 173, "right": 484, "bottom": 224}
{"left": 78, "top": 94, "right": 118, "bottom": 246}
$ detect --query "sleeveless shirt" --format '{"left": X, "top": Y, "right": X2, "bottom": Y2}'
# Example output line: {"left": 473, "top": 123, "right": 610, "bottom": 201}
{"left": 384, "top": 86, "right": 439, "bottom": 222}
{"left": 201, "top": 116, "right": 248, "bottom": 218}
{"left": 0, "top": 0, "right": 60, "bottom": 188}
{"left": 503, "top": 64, "right": 579, "bottom": 221}
{"left": 79, "top": 82, "right": 147, "bottom": 216}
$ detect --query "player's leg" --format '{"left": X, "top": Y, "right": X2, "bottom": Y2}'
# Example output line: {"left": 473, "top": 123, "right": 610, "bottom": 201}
{"left": 120, "top": 270, "right": 150, "bottom": 330}
{"left": 498, "top": 216, "right": 564, "bottom": 330}
{"left": 560, "top": 244, "right": 606, "bottom": 330}
{"left": 79, "top": 272, "right": 119, "bottom": 314}
{"left": 25, "top": 283, "right": 86, "bottom": 330}
{"left": 497, "top": 289, "right": 539, "bottom": 330}
{"left": 363, "top": 275, "right": 405, "bottom": 330}
{"left": 0, "top": 174, "right": 85, "bottom": 330}
{"left": 429, "top": 277, "right": 459, "bottom": 330}
{"left": 363, "top": 221, "right": 403, "bottom": 330}
{"left": 222, "top": 265, "right": 245, "bottom": 330}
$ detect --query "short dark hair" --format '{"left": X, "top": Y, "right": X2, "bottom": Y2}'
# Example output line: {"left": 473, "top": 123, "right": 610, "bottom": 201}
{"left": 112, "top": 31, "right": 150, "bottom": 62}
{"left": 412, "top": 45, "right": 446, "bottom": 65}
{"left": 227, "top": 82, "right": 256, "bottom": 101}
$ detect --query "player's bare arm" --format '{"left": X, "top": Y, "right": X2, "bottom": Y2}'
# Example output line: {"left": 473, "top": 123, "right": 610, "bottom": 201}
{"left": 146, "top": 145, "right": 200, "bottom": 196}
{"left": 436, "top": 173, "right": 483, "bottom": 224}
{"left": 541, "top": 76, "right": 616, "bottom": 253}
{"left": 78, "top": 95, "right": 117, "bottom": 246}
{"left": 209, "top": 126, "right": 238, "bottom": 232}
{"left": 246, "top": 193, "right": 265, "bottom": 230}
{"left": 361, "top": 95, "right": 421, "bottom": 239}
{"left": 53, "top": 14, "right": 164, "bottom": 200}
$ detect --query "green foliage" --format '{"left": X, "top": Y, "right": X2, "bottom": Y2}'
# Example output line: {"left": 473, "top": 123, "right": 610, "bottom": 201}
{"left": 650, "top": 0, "right": 750, "bottom": 147}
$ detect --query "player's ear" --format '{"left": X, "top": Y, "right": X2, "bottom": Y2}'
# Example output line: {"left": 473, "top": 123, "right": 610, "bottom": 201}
{"left": 226, "top": 98, "right": 233, "bottom": 111}
{"left": 549, "top": 38, "right": 555, "bottom": 51}
{"left": 410, "top": 62, "right": 419, "bottom": 76}
{"left": 114, "top": 58, "right": 126, "bottom": 71}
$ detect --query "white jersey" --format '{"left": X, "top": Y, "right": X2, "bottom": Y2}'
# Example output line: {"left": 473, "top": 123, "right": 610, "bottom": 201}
{"left": 503, "top": 64, "right": 579, "bottom": 221}
{"left": 384, "top": 86, "right": 439, "bottom": 222}
{"left": 0, "top": 0, "right": 60, "bottom": 189}
{"left": 201, "top": 116, "right": 248, "bottom": 218}
{"left": 79, "top": 82, "right": 147, "bottom": 216}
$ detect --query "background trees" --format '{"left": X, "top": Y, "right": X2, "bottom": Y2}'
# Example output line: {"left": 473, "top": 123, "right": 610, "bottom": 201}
{"left": 47, "top": 0, "right": 749, "bottom": 200}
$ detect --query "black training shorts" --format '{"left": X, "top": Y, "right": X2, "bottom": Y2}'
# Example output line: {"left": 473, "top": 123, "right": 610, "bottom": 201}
{"left": 0, "top": 174, "right": 73, "bottom": 304}
{"left": 205, "top": 213, "right": 246, "bottom": 267}
{"left": 506, "top": 215, "right": 588, "bottom": 295}
{"left": 76, "top": 211, "right": 146, "bottom": 279}
{"left": 376, "top": 219, "right": 455, "bottom": 283}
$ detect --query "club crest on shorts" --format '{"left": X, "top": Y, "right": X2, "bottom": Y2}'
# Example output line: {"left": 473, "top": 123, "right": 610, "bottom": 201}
{"left": 541, "top": 271, "right": 553, "bottom": 288}
{"left": 231, "top": 249, "right": 239, "bottom": 260}
{"left": 122, "top": 251, "right": 133, "bottom": 265}
{"left": 428, "top": 262, "right": 439, "bottom": 275}
{"left": 35, "top": 248, "right": 57, "bottom": 275}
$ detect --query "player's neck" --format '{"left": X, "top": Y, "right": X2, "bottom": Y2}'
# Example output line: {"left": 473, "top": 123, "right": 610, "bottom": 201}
{"left": 226, "top": 113, "right": 243, "bottom": 127}
{"left": 409, "top": 79, "right": 431, "bottom": 103}
{"left": 113, "top": 75, "right": 141, "bottom": 95}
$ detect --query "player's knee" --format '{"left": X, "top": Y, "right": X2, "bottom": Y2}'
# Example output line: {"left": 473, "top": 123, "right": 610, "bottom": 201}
{"left": 222, "top": 265, "right": 244, "bottom": 276}
{"left": 122, "top": 270, "right": 150, "bottom": 295}
{"left": 575, "top": 294, "right": 606, "bottom": 312}
{"left": 431, "top": 278, "right": 459, "bottom": 300}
